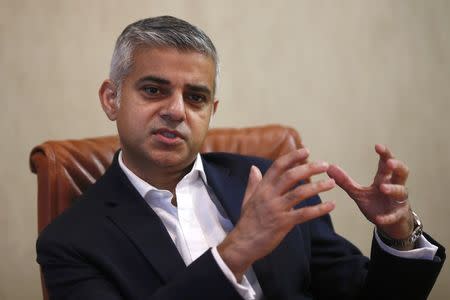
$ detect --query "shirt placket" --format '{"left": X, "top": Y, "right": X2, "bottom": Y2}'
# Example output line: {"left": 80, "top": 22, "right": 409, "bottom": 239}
{"left": 176, "top": 179, "right": 209, "bottom": 263}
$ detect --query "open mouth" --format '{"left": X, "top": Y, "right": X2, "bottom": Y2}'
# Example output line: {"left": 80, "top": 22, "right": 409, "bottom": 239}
{"left": 159, "top": 131, "right": 177, "bottom": 139}
{"left": 153, "top": 128, "right": 184, "bottom": 144}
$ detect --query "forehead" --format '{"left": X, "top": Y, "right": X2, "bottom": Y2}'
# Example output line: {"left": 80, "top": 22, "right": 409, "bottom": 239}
{"left": 126, "top": 47, "right": 216, "bottom": 89}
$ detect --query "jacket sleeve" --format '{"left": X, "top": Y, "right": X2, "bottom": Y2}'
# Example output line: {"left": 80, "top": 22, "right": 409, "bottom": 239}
{"left": 305, "top": 195, "right": 446, "bottom": 300}
{"left": 37, "top": 235, "right": 244, "bottom": 300}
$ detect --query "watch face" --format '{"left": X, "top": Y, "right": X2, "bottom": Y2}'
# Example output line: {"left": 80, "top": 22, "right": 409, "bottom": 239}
{"left": 409, "top": 211, "right": 423, "bottom": 244}
{"left": 412, "top": 211, "right": 422, "bottom": 227}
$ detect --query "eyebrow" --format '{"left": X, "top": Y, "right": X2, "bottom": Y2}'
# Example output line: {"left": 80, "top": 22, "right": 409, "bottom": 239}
{"left": 185, "top": 84, "right": 212, "bottom": 97}
{"left": 136, "top": 75, "right": 171, "bottom": 85}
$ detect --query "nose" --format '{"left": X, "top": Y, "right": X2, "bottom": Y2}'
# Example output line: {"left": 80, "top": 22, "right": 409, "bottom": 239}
{"left": 160, "top": 92, "right": 186, "bottom": 123}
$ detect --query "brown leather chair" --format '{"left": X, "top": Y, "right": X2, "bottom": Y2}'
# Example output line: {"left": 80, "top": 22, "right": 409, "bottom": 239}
{"left": 30, "top": 124, "right": 305, "bottom": 300}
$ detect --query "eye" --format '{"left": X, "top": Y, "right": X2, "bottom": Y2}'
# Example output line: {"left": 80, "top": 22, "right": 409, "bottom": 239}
{"left": 143, "top": 86, "right": 160, "bottom": 96}
{"left": 187, "top": 93, "right": 207, "bottom": 103}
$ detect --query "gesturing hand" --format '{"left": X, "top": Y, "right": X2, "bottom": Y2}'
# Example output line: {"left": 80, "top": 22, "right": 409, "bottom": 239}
{"left": 218, "top": 148, "right": 336, "bottom": 280}
{"left": 326, "top": 144, "right": 413, "bottom": 241}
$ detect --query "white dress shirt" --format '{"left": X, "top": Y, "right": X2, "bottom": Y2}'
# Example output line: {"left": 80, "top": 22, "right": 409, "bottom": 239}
{"left": 118, "top": 151, "right": 438, "bottom": 300}
{"left": 119, "top": 152, "right": 262, "bottom": 299}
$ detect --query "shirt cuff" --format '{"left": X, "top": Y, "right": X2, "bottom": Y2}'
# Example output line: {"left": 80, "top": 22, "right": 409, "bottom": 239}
{"left": 211, "top": 247, "right": 256, "bottom": 300}
{"left": 374, "top": 229, "right": 438, "bottom": 260}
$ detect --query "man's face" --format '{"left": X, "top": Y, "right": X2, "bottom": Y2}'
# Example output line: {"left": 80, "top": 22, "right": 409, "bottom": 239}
{"left": 104, "top": 47, "right": 218, "bottom": 173}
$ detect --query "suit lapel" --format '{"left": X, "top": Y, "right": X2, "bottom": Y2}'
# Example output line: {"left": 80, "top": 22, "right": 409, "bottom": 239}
{"left": 101, "top": 155, "right": 186, "bottom": 283}
{"left": 202, "top": 154, "right": 279, "bottom": 298}
{"left": 202, "top": 157, "right": 243, "bottom": 224}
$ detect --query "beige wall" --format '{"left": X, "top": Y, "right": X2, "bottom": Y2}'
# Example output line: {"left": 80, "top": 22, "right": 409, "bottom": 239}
{"left": 1, "top": 0, "right": 449, "bottom": 298}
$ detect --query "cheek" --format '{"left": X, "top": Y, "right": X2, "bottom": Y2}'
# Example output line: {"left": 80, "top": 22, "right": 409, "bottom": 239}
{"left": 116, "top": 108, "right": 146, "bottom": 141}
{"left": 188, "top": 109, "right": 212, "bottom": 127}
{"left": 117, "top": 109, "right": 134, "bottom": 130}
{"left": 118, "top": 102, "right": 157, "bottom": 128}
{"left": 188, "top": 112, "right": 213, "bottom": 145}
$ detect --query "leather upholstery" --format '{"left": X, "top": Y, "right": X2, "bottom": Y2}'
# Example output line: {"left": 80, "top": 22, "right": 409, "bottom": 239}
{"left": 30, "top": 124, "right": 305, "bottom": 299}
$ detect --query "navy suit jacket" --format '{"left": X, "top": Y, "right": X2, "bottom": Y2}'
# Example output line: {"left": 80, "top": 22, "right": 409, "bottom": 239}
{"left": 37, "top": 152, "right": 445, "bottom": 300}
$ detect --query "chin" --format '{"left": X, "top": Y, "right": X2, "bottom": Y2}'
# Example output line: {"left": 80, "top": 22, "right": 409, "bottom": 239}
{"left": 150, "top": 152, "right": 194, "bottom": 169}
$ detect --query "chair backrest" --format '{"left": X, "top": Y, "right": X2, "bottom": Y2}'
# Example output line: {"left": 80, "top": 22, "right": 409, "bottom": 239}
{"left": 29, "top": 124, "right": 305, "bottom": 299}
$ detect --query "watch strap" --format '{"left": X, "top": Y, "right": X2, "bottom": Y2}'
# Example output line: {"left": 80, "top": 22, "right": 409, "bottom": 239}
{"left": 378, "top": 211, "right": 423, "bottom": 249}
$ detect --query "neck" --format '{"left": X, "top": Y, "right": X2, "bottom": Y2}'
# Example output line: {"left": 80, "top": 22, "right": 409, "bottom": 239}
{"left": 121, "top": 152, "right": 195, "bottom": 195}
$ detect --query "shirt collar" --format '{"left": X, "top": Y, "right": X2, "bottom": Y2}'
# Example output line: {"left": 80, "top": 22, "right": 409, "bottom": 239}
{"left": 118, "top": 151, "right": 207, "bottom": 199}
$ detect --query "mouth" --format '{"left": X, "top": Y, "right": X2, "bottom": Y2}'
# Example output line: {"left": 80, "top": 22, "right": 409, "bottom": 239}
{"left": 152, "top": 128, "right": 185, "bottom": 144}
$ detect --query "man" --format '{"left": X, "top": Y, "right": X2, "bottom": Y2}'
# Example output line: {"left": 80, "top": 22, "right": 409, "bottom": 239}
{"left": 37, "top": 16, "right": 445, "bottom": 299}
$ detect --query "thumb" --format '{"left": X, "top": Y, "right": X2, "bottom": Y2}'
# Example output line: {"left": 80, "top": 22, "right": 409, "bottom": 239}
{"left": 243, "top": 165, "right": 263, "bottom": 206}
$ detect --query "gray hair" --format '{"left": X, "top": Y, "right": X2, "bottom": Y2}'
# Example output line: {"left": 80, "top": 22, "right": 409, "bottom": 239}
{"left": 109, "top": 16, "right": 220, "bottom": 102}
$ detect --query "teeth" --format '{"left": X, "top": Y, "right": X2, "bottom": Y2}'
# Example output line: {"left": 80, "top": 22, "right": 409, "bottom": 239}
{"left": 161, "top": 132, "right": 177, "bottom": 138}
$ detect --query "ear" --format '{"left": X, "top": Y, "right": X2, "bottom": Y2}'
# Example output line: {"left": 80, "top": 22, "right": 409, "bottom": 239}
{"left": 99, "top": 80, "right": 119, "bottom": 121}
{"left": 212, "top": 99, "right": 219, "bottom": 115}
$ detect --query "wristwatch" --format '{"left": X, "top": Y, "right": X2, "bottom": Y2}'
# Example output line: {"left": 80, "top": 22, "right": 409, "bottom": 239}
{"left": 378, "top": 211, "right": 423, "bottom": 249}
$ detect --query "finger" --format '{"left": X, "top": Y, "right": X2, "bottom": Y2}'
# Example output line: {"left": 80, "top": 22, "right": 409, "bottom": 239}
{"left": 288, "top": 201, "right": 335, "bottom": 225}
{"left": 375, "top": 144, "right": 395, "bottom": 160}
{"left": 380, "top": 183, "right": 408, "bottom": 202}
{"left": 274, "top": 160, "right": 330, "bottom": 195}
{"left": 327, "top": 164, "right": 362, "bottom": 197}
{"left": 387, "top": 159, "right": 409, "bottom": 185}
{"left": 264, "top": 148, "right": 310, "bottom": 183}
{"left": 283, "top": 179, "right": 335, "bottom": 209}
{"left": 374, "top": 144, "right": 395, "bottom": 183}
{"left": 242, "top": 165, "right": 263, "bottom": 207}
